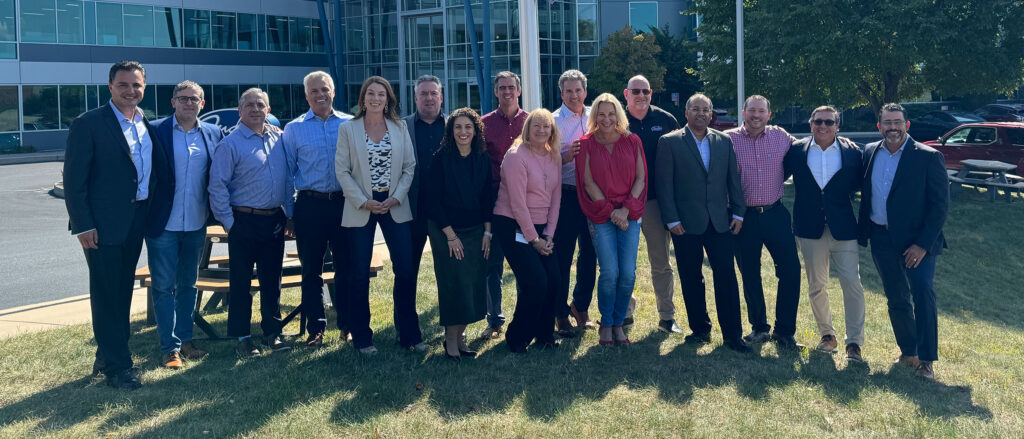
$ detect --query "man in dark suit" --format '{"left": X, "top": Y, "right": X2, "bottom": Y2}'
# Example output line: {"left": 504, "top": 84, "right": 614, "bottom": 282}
{"left": 655, "top": 93, "right": 751, "bottom": 352}
{"left": 405, "top": 75, "right": 446, "bottom": 286}
{"left": 145, "top": 80, "right": 223, "bottom": 369}
{"left": 784, "top": 105, "right": 866, "bottom": 363}
{"left": 64, "top": 60, "right": 170, "bottom": 389}
{"left": 858, "top": 103, "right": 949, "bottom": 380}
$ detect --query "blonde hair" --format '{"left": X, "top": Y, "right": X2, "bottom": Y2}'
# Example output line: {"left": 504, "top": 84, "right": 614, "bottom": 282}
{"left": 587, "top": 93, "right": 630, "bottom": 135}
{"left": 512, "top": 108, "right": 561, "bottom": 163}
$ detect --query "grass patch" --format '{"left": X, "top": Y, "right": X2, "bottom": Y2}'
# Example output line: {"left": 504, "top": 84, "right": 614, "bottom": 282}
{"left": 1, "top": 189, "right": 1022, "bottom": 437}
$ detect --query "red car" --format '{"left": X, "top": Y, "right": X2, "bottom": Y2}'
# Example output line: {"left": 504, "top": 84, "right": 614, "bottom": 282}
{"left": 923, "top": 122, "right": 1024, "bottom": 171}
{"left": 710, "top": 109, "right": 738, "bottom": 131}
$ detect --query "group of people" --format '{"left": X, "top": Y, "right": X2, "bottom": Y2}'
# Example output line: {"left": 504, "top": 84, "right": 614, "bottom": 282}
{"left": 63, "top": 60, "right": 948, "bottom": 391}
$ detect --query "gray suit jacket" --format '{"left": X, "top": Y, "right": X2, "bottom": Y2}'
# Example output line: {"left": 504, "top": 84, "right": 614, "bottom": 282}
{"left": 655, "top": 126, "right": 746, "bottom": 235}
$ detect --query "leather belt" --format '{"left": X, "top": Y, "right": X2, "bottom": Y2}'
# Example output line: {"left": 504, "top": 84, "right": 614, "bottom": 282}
{"left": 233, "top": 206, "right": 280, "bottom": 216}
{"left": 299, "top": 190, "right": 344, "bottom": 200}
{"left": 872, "top": 222, "right": 889, "bottom": 231}
{"left": 749, "top": 200, "right": 782, "bottom": 214}
{"left": 562, "top": 184, "right": 577, "bottom": 192}
{"left": 372, "top": 188, "right": 390, "bottom": 193}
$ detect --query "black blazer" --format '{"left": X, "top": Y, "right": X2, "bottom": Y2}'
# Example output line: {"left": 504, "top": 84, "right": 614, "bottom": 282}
{"left": 145, "top": 116, "right": 224, "bottom": 237}
{"left": 857, "top": 137, "right": 949, "bottom": 254}
{"left": 784, "top": 136, "right": 863, "bottom": 240}
{"left": 404, "top": 111, "right": 447, "bottom": 216}
{"left": 64, "top": 104, "right": 170, "bottom": 245}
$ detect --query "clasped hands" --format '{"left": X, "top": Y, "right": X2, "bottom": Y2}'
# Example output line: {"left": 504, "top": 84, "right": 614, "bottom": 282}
{"left": 361, "top": 197, "right": 400, "bottom": 215}
{"left": 532, "top": 236, "right": 554, "bottom": 256}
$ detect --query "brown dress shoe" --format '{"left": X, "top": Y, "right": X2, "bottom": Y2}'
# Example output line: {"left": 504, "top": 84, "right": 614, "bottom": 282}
{"left": 180, "top": 341, "right": 208, "bottom": 360}
{"left": 915, "top": 361, "right": 935, "bottom": 380}
{"left": 895, "top": 355, "right": 920, "bottom": 368}
{"left": 815, "top": 334, "right": 839, "bottom": 353}
{"left": 305, "top": 332, "right": 324, "bottom": 348}
{"left": 555, "top": 317, "right": 577, "bottom": 338}
{"left": 845, "top": 344, "right": 864, "bottom": 363}
{"left": 162, "top": 351, "right": 183, "bottom": 369}
{"left": 570, "top": 302, "right": 597, "bottom": 330}
{"left": 236, "top": 338, "right": 261, "bottom": 358}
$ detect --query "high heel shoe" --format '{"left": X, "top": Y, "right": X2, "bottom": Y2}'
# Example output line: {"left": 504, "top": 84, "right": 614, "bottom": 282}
{"left": 442, "top": 339, "right": 461, "bottom": 361}
{"left": 457, "top": 334, "right": 477, "bottom": 358}
{"left": 598, "top": 324, "right": 614, "bottom": 346}
{"left": 613, "top": 325, "right": 631, "bottom": 345}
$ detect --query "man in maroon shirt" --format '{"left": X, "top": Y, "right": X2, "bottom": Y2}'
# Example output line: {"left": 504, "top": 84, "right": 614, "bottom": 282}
{"left": 479, "top": 71, "right": 528, "bottom": 339}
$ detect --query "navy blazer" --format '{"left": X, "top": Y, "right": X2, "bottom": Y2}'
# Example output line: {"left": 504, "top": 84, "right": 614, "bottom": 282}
{"left": 784, "top": 136, "right": 863, "bottom": 241}
{"left": 856, "top": 137, "right": 949, "bottom": 254}
{"left": 145, "top": 116, "right": 224, "bottom": 237}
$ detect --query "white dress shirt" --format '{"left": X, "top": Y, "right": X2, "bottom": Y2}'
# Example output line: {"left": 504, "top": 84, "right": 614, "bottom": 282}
{"left": 808, "top": 137, "right": 842, "bottom": 189}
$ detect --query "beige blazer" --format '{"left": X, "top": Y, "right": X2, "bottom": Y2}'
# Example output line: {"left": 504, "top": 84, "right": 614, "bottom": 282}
{"left": 335, "top": 117, "right": 416, "bottom": 227}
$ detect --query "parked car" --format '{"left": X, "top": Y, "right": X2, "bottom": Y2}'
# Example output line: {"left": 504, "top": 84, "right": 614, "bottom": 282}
{"left": 710, "top": 108, "right": 738, "bottom": 131}
{"left": 908, "top": 111, "right": 985, "bottom": 142}
{"left": 974, "top": 104, "right": 1024, "bottom": 123}
{"left": 922, "top": 122, "right": 1024, "bottom": 171}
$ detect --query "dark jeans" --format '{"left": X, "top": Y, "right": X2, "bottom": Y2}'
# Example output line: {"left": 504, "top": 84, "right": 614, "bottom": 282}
{"left": 294, "top": 193, "right": 349, "bottom": 335}
{"left": 733, "top": 203, "right": 802, "bottom": 336}
{"left": 870, "top": 224, "right": 939, "bottom": 362}
{"left": 671, "top": 221, "right": 743, "bottom": 341}
{"left": 553, "top": 186, "right": 597, "bottom": 318}
{"left": 345, "top": 191, "right": 422, "bottom": 349}
{"left": 85, "top": 202, "right": 147, "bottom": 375}
{"left": 493, "top": 215, "right": 559, "bottom": 350}
{"left": 226, "top": 211, "right": 286, "bottom": 338}
{"left": 411, "top": 211, "right": 429, "bottom": 279}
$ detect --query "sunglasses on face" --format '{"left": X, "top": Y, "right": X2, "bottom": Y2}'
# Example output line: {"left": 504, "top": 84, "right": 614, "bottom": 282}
{"left": 812, "top": 119, "right": 836, "bottom": 126}
{"left": 628, "top": 88, "right": 652, "bottom": 96}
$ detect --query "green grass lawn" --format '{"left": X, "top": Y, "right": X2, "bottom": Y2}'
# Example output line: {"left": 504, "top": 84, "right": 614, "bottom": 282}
{"left": 1, "top": 188, "right": 1023, "bottom": 438}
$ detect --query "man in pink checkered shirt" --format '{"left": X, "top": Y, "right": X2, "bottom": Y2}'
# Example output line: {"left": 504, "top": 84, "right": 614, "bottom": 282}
{"left": 724, "top": 95, "right": 804, "bottom": 350}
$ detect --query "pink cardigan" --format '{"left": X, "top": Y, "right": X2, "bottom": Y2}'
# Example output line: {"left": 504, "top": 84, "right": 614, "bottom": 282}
{"left": 493, "top": 144, "right": 561, "bottom": 242}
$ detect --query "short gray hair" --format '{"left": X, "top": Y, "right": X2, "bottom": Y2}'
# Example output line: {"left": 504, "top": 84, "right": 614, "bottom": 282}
{"left": 558, "top": 70, "right": 587, "bottom": 91}
{"left": 239, "top": 87, "right": 269, "bottom": 106}
{"left": 686, "top": 93, "right": 712, "bottom": 109}
{"left": 415, "top": 75, "right": 442, "bottom": 93}
{"left": 173, "top": 80, "right": 203, "bottom": 99}
{"left": 303, "top": 71, "right": 334, "bottom": 92}
{"left": 494, "top": 71, "right": 521, "bottom": 90}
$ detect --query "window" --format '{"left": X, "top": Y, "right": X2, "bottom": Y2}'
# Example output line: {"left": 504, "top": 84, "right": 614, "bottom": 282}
{"left": 22, "top": 85, "right": 60, "bottom": 130}
{"left": 0, "top": 0, "right": 15, "bottom": 42}
{"left": 0, "top": 85, "right": 18, "bottom": 132}
{"left": 212, "top": 12, "right": 236, "bottom": 49}
{"left": 267, "top": 84, "right": 291, "bottom": 119}
{"left": 184, "top": 9, "right": 210, "bottom": 48}
{"left": 237, "top": 13, "right": 258, "bottom": 50}
{"left": 578, "top": 4, "right": 597, "bottom": 42}
{"left": 139, "top": 84, "right": 156, "bottom": 119}
{"left": 95, "top": 2, "right": 122, "bottom": 45}
{"left": 58, "top": 85, "right": 85, "bottom": 128}
{"left": 629, "top": 2, "right": 658, "bottom": 34}
{"left": 20, "top": 0, "right": 57, "bottom": 43}
{"left": 154, "top": 7, "right": 181, "bottom": 47}
{"left": 311, "top": 19, "right": 325, "bottom": 53}
{"left": 56, "top": 0, "right": 84, "bottom": 43}
{"left": 947, "top": 127, "right": 997, "bottom": 145}
{"left": 1007, "top": 129, "right": 1024, "bottom": 146}
{"left": 290, "top": 17, "right": 310, "bottom": 52}
{"left": 123, "top": 4, "right": 154, "bottom": 46}
{"left": 156, "top": 84, "right": 175, "bottom": 118}
{"left": 266, "top": 15, "right": 289, "bottom": 51}
{"left": 212, "top": 85, "right": 238, "bottom": 110}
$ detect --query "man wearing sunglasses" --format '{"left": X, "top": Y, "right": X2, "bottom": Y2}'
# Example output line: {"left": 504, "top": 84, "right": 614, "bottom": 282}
{"left": 623, "top": 75, "right": 682, "bottom": 335}
{"left": 784, "top": 106, "right": 866, "bottom": 363}
{"left": 725, "top": 95, "right": 803, "bottom": 350}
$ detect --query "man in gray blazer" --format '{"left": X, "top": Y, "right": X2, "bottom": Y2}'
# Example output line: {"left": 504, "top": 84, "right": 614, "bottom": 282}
{"left": 655, "top": 93, "right": 751, "bottom": 352}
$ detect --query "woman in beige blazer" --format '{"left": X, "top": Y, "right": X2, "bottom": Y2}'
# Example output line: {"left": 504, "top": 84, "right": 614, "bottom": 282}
{"left": 335, "top": 76, "right": 424, "bottom": 355}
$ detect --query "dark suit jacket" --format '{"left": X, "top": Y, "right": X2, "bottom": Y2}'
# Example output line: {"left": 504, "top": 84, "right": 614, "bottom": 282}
{"left": 784, "top": 136, "right": 863, "bottom": 240}
{"left": 405, "top": 111, "right": 447, "bottom": 216}
{"left": 655, "top": 126, "right": 746, "bottom": 235}
{"left": 857, "top": 136, "right": 949, "bottom": 254}
{"left": 64, "top": 104, "right": 170, "bottom": 245}
{"left": 145, "top": 116, "right": 224, "bottom": 237}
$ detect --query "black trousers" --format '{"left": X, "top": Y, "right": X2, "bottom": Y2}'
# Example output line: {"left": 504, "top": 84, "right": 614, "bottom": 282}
{"left": 870, "top": 225, "right": 939, "bottom": 362}
{"left": 410, "top": 212, "right": 429, "bottom": 289}
{"left": 733, "top": 203, "right": 802, "bottom": 336}
{"left": 227, "top": 211, "right": 286, "bottom": 338}
{"left": 294, "top": 193, "right": 349, "bottom": 335}
{"left": 494, "top": 215, "right": 559, "bottom": 350}
{"left": 671, "top": 221, "right": 744, "bottom": 341}
{"left": 553, "top": 186, "right": 597, "bottom": 318}
{"left": 84, "top": 201, "right": 147, "bottom": 375}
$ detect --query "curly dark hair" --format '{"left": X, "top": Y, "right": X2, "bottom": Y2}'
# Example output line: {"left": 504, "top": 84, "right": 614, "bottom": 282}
{"left": 437, "top": 107, "right": 486, "bottom": 156}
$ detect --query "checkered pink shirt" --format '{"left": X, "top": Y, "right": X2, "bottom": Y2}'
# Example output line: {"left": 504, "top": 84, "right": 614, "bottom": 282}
{"left": 725, "top": 125, "right": 795, "bottom": 207}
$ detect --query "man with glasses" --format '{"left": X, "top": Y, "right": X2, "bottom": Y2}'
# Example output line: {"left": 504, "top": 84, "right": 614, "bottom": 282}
{"left": 858, "top": 103, "right": 948, "bottom": 380}
{"left": 283, "top": 71, "right": 353, "bottom": 349}
{"left": 724, "top": 96, "right": 803, "bottom": 350}
{"left": 146, "top": 80, "right": 223, "bottom": 369}
{"left": 623, "top": 75, "right": 682, "bottom": 334}
{"left": 405, "top": 75, "right": 447, "bottom": 286}
{"left": 784, "top": 105, "right": 866, "bottom": 362}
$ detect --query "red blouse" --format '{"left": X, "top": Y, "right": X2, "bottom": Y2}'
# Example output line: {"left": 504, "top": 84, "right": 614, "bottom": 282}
{"left": 574, "top": 132, "right": 647, "bottom": 224}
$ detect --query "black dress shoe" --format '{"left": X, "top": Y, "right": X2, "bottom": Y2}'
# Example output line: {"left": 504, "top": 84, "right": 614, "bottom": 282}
{"left": 458, "top": 347, "right": 478, "bottom": 357}
{"left": 684, "top": 332, "right": 712, "bottom": 344}
{"left": 507, "top": 342, "right": 528, "bottom": 353}
{"left": 724, "top": 338, "right": 753, "bottom": 353}
{"left": 92, "top": 358, "right": 105, "bottom": 376}
{"left": 106, "top": 369, "right": 142, "bottom": 390}
{"left": 534, "top": 340, "right": 559, "bottom": 350}
{"left": 771, "top": 334, "right": 805, "bottom": 350}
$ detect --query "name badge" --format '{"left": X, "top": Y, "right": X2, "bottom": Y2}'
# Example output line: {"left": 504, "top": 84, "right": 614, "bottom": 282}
{"left": 652, "top": 125, "right": 663, "bottom": 132}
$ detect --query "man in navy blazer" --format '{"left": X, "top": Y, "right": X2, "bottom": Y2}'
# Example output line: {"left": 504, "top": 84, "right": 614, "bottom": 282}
{"left": 145, "top": 80, "right": 223, "bottom": 369}
{"left": 784, "top": 105, "right": 866, "bottom": 363}
{"left": 858, "top": 103, "right": 949, "bottom": 380}
{"left": 64, "top": 61, "right": 170, "bottom": 390}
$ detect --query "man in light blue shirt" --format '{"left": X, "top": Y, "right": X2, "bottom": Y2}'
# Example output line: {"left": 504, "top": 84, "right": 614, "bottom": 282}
{"left": 145, "top": 80, "right": 224, "bottom": 368}
{"left": 209, "top": 87, "right": 295, "bottom": 357}
{"left": 283, "top": 71, "right": 353, "bottom": 347}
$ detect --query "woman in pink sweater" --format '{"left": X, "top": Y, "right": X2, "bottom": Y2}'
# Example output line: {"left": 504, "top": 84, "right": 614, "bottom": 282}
{"left": 492, "top": 109, "right": 563, "bottom": 353}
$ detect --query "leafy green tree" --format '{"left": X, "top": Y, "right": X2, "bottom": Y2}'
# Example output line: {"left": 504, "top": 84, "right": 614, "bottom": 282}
{"left": 648, "top": 24, "right": 701, "bottom": 114}
{"left": 590, "top": 26, "right": 667, "bottom": 96}
{"left": 691, "top": 0, "right": 1024, "bottom": 114}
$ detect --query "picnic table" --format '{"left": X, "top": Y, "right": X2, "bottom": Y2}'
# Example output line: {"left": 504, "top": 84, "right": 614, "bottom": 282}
{"left": 949, "top": 159, "right": 1023, "bottom": 202}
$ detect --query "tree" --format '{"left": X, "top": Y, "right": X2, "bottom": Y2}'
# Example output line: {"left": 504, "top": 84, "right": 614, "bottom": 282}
{"left": 649, "top": 24, "right": 701, "bottom": 113}
{"left": 589, "top": 26, "right": 667, "bottom": 96}
{"left": 691, "top": 0, "right": 1024, "bottom": 114}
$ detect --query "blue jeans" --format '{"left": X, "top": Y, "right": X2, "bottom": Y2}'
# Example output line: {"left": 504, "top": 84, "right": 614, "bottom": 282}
{"left": 145, "top": 229, "right": 206, "bottom": 354}
{"left": 484, "top": 237, "right": 507, "bottom": 328}
{"left": 589, "top": 219, "right": 641, "bottom": 326}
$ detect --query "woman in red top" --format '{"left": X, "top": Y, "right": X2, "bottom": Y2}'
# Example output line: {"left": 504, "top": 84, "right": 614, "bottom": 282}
{"left": 575, "top": 93, "right": 647, "bottom": 346}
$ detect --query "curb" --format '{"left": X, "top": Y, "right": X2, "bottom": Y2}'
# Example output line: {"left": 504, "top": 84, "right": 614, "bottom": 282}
{"left": 0, "top": 151, "right": 65, "bottom": 166}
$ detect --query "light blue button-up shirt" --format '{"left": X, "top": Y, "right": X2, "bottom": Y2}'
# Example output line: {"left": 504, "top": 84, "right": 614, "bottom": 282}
{"left": 690, "top": 128, "right": 711, "bottom": 171}
{"left": 869, "top": 138, "right": 908, "bottom": 226}
{"left": 282, "top": 108, "right": 353, "bottom": 193}
{"left": 208, "top": 123, "right": 294, "bottom": 231}
{"left": 109, "top": 101, "right": 152, "bottom": 201}
{"left": 165, "top": 116, "right": 212, "bottom": 232}
{"left": 552, "top": 103, "right": 590, "bottom": 186}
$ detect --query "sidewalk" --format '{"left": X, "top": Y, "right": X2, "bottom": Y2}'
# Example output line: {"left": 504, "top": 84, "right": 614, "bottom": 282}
{"left": 0, "top": 150, "right": 64, "bottom": 166}
{"left": 0, "top": 241, "right": 395, "bottom": 340}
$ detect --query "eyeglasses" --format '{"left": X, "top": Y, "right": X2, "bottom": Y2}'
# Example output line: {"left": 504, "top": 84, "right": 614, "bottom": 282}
{"left": 811, "top": 119, "right": 836, "bottom": 126}
{"left": 174, "top": 96, "right": 202, "bottom": 104}
{"left": 628, "top": 88, "right": 652, "bottom": 96}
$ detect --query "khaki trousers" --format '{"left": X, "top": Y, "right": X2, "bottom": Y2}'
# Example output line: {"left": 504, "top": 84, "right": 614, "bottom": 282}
{"left": 639, "top": 199, "right": 676, "bottom": 321}
{"left": 797, "top": 226, "right": 865, "bottom": 346}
